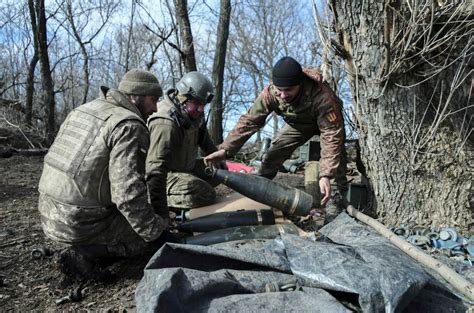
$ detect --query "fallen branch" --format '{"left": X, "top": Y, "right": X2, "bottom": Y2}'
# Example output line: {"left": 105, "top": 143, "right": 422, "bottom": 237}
{"left": 1, "top": 115, "right": 35, "bottom": 148}
{"left": 0, "top": 147, "right": 48, "bottom": 158}
{"left": 346, "top": 205, "right": 474, "bottom": 302}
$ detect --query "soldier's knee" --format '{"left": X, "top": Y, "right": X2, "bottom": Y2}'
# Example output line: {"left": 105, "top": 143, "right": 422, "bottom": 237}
{"left": 258, "top": 162, "right": 279, "bottom": 180}
{"left": 168, "top": 180, "right": 216, "bottom": 209}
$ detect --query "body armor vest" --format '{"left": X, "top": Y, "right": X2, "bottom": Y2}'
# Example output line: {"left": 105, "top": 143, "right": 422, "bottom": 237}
{"left": 39, "top": 91, "right": 144, "bottom": 207}
{"left": 148, "top": 90, "right": 203, "bottom": 173}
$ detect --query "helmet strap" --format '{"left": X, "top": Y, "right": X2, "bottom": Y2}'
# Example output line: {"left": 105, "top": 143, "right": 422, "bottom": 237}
{"left": 169, "top": 90, "right": 197, "bottom": 129}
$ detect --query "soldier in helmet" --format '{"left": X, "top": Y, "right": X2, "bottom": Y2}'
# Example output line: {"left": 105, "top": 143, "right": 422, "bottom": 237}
{"left": 146, "top": 71, "right": 223, "bottom": 220}
{"left": 38, "top": 69, "right": 169, "bottom": 281}
{"left": 205, "top": 57, "right": 347, "bottom": 222}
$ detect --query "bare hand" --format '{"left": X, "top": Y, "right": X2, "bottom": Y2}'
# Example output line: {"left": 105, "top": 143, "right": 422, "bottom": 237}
{"left": 319, "top": 176, "right": 331, "bottom": 205}
{"left": 204, "top": 149, "right": 227, "bottom": 165}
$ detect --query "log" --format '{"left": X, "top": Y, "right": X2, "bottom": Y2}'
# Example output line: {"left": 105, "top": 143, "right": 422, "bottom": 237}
{"left": 346, "top": 205, "right": 474, "bottom": 302}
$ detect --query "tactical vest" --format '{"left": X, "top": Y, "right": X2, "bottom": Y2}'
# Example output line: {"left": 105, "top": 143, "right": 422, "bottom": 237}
{"left": 38, "top": 90, "right": 145, "bottom": 207}
{"left": 148, "top": 92, "right": 202, "bottom": 172}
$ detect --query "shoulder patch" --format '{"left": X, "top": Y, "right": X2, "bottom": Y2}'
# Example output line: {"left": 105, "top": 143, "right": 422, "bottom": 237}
{"left": 323, "top": 107, "right": 343, "bottom": 127}
{"left": 326, "top": 109, "right": 338, "bottom": 123}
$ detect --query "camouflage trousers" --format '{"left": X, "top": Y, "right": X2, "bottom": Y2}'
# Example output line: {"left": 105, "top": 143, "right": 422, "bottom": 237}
{"left": 38, "top": 194, "right": 164, "bottom": 258}
{"left": 166, "top": 160, "right": 218, "bottom": 209}
{"left": 258, "top": 123, "right": 348, "bottom": 221}
{"left": 259, "top": 123, "right": 347, "bottom": 186}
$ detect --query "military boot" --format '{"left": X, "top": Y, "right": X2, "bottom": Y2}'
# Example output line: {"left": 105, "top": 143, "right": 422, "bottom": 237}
{"left": 56, "top": 248, "right": 98, "bottom": 285}
{"left": 55, "top": 245, "right": 116, "bottom": 286}
{"left": 323, "top": 190, "right": 347, "bottom": 224}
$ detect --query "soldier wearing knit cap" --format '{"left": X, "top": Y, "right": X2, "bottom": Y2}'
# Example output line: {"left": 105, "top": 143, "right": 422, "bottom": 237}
{"left": 271, "top": 56, "right": 304, "bottom": 87}
{"left": 38, "top": 68, "right": 171, "bottom": 283}
{"left": 205, "top": 56, "right": 347, "bottom": 222}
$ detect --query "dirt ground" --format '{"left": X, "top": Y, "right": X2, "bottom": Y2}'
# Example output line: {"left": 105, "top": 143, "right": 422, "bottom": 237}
{"left": 0, "top": 154, "right": 148, "bottom": 311}
{"left": 0, "top": 116, "right": 306, "bottom": 311}
{"left": 2, "top": 123, "right": 469, "bottom": 310}
{"left": 0, "top": 116, "right": 149, "bottom": 310}
{"left": 0, "top": 143, "right": 311, "bottom": 311}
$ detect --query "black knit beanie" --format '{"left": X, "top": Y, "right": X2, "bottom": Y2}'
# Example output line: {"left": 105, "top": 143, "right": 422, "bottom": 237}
{"left": 272, "top": 56, "right": 303, "bottom": 87}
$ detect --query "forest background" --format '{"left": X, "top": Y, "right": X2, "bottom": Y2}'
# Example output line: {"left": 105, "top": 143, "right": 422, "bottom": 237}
{"left": 0, "top": 0, "right": 472, "bottom": 230}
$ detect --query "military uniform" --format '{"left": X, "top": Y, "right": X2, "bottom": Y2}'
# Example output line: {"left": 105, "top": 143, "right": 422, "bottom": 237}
{"left": 38, "top": 87, "right": 166, "bottom": 257}
{"left": 220, "top": 69, "right": 347, "bottom": 216}
{"left": 221, "top": 69, "right": 345, "bottom": 176}
{"left": 146, "top": 89, "right": 218, "bottom": 216}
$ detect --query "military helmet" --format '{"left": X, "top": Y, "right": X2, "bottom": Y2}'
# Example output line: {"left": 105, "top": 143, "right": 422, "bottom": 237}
{"left": 176, "top": 71, "right": 214, "bottom": 104}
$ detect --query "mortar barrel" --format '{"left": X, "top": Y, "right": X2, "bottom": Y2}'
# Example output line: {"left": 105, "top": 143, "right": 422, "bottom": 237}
{"left": 181, "top": 223, "right": 299, "bottom": 246}
{"left": 177, "top": 209, "right": 275, "bottom": 233}
{"left": 207, "top": 168, "right": 313, "bottom": 216}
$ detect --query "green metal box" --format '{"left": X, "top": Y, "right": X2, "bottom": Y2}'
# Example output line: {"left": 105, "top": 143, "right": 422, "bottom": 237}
{"left": 299, "top": 140, "right": 321, "bottom": 161}
{"left": 346, "top": 183, "right": 367, "bottom": 209}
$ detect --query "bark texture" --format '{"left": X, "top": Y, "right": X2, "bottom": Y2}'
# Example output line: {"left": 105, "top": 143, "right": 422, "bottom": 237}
{"left": 175, "top": 0, "right": 197, "bottom": 72}
{"left": 66, "top": 1, "right": 89, "bottom": 105}
{"left": 331, "top": 1, "right": 473, "bottom": 230}
{"left": 35, "top": 0, "right": 56, "bottom": 142}
{"left": 209, "top": 0, "right": 231, "bottom": 144}
{"left": 26, "top": 0, "right": 39, "bottom": 127}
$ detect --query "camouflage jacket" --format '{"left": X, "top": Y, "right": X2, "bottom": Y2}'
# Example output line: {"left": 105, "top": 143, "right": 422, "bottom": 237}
{"left": 146, "top": 89, "right": 217, "bottom": 212}
{"left": 219, "top": 69, "right": 344, "bottom": 178}
{"left": 38, "top": 87, "right": 164, "bottom": 244}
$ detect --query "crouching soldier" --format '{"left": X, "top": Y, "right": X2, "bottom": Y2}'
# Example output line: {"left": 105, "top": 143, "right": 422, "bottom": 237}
{"left": 205, "top": 57, "right": 347, "bottom": 222}
{"left": 146, "top": 71, "right": 223, "bottom": 221}
{"left": 37, "top": 69, "right": 168, "bottom": 281}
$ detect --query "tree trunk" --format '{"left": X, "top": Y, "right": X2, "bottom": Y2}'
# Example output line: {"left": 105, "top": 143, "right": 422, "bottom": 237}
{"left": 35, "top": 0, "right": 56, "bottom": 142}
{"left": 209, "top": 0, "right": 231, "bottom": 145}
{"left": 26, "top": 0, "right": 39, "bottom": 127}
{"left": 331, "top": 1, "right": 473, "bottom": 230}
{"left": 25, "top": 52, "right": 39, "bottom": 127}
{"left": 65, "top": 0, "right": 89, "bottom": 106}
{"left": 124, "top": 0, "right": 136, "bottom": 72}
{"left": 79, "top": 47, "right": 90, "bottom": 106}
{"left": 175, "top": 0, "right": 197, "bottom": 72}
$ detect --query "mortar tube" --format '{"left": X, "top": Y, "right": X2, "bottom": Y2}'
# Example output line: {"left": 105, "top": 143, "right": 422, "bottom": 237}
{"left": 181, "top": 223, "right": 299, "bottom": 246}
{"left": 184, "top": 207, "right": 269, "bottom": 220}
{"left": 205, "top": 168, "right": 313, "bottom": 216}
{"left": 177, "top": 209, "right": 275, "bottom": 233}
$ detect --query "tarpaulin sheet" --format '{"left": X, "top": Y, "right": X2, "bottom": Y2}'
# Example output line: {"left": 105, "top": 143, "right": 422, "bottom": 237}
{"left": 135, "top": 213, "right": 467, "bottom": 312}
